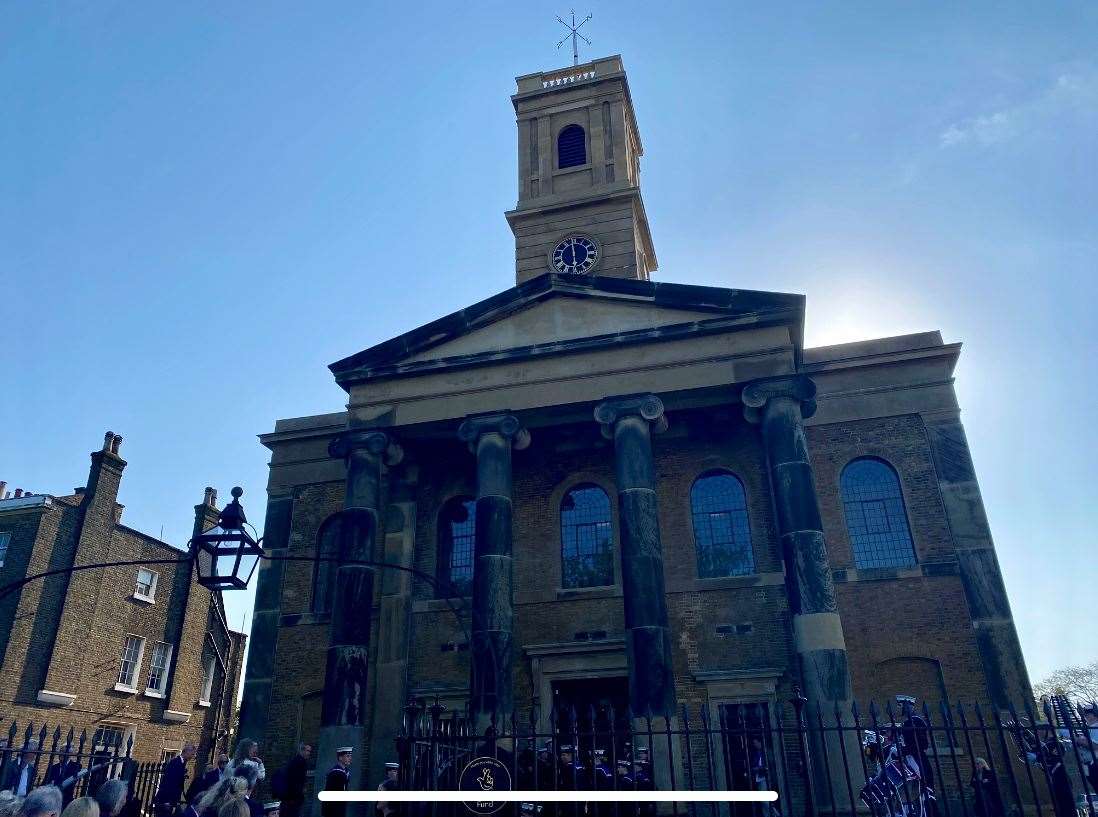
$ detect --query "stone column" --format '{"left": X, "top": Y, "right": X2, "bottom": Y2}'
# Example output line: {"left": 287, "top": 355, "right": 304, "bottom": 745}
{"left": 742, "top": 375, "right": 856, "bottom": 806}
{"left": 457, "top": 414, "right": 529, "bottom": 723}
{"left": 316, "top": 429, "right": 399, "bottom": 806}
{"left": 594, "top": 394, "right": 676, "bottom": 717}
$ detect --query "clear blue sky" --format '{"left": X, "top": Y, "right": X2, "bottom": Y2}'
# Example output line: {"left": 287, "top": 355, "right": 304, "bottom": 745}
{"left": 2, "top": 2, "right": 1095, "bottom": 686}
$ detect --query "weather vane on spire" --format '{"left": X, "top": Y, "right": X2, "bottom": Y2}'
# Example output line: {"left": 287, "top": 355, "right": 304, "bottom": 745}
{"left": 556, "top": 10, "right": 592, "bottom": 66}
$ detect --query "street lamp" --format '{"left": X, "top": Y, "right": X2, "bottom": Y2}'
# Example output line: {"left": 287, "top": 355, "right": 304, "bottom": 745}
{"left": 191, "top": 486, "right": 263, "bottom": 591}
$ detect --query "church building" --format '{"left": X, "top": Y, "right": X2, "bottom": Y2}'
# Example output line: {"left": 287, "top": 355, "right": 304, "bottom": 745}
{"left": 238, "top": 56, "right": 1032, "bottom": 792}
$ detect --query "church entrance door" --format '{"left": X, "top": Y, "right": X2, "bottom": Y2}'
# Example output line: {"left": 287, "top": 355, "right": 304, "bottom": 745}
{"left": 551, "top": 676, "right": 631, "bottom": 758}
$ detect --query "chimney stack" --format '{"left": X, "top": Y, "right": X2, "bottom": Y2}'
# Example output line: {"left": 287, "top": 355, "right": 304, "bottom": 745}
{"left": 14, "top": 489, "right": 23, "bottom": 498}
{"left": 84, "top": 430, "right": 127, "bottom": 512}
{"left": 194, "top": 486, "right": 221, "bottom": 537}
{"left": 0, "top": 482, "right": 6, "bottom": 499}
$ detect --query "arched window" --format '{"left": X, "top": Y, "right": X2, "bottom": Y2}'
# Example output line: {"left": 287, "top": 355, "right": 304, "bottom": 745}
{"left": 840, "top": 458, "right": 916, "bottom": 569}
{"left": 557, "top": 125, "right": 587, "bottom": 169}
{"left": 691, "top": 471, "right": 755, "bottom": 578}
{"left": 560, "top": 484, "right": 613, "bottom": 588}
{"left": 438, "top": 496, "right": 476, "bottom": 597}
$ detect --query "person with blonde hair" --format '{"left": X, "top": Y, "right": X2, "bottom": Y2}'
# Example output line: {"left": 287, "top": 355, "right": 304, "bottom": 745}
{"left": 216, "top": 801, "right": 249, "bottom": 817}
{"left": 196, "top": 778, "right": 246, "bottom": 817}
{"left": 59, "top": 797, "right": 99, "bottom": 817}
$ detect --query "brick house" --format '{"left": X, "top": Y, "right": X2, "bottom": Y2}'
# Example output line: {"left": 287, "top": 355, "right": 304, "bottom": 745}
{"left": 237, "top": 56, "right": 1033, "bottom": 795}
{"left": 0, "top": 432, "right": 246, "bottom": 766}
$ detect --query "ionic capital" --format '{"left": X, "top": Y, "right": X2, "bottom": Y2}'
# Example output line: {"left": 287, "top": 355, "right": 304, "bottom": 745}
{"left": 741, "top": 375, "right": 818, "bottom": 424}
{"left": 328, "top": 429, "right": 404, "bottom": 465}
{"left": 457, "top": 413, "right": 531, "bottom": 453}
{"left": 594, "top": 393, "right": 668, "bottom": 439}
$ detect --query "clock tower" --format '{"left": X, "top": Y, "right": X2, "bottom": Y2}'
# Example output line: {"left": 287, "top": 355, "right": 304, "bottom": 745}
{"left": 506, "top": 55, "right": 657, "bottom": 284}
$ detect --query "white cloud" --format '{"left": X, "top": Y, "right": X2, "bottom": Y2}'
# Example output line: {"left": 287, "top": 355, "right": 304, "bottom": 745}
{"left": 939, "top": 66, "right": 1098, "bottom": 148}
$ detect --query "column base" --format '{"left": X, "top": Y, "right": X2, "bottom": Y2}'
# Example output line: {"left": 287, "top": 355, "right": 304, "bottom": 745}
{"left": 316, "top": 725, "right": 369, "bottom": 817}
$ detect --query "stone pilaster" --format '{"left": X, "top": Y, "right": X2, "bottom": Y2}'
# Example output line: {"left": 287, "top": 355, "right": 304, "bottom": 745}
{"left": 594, "top": 394, "right": 675, "bottom": 717}
{"left": 743, "top": 375, "right": 856, "bottom": 807}
{"left": 457, "top": 414, "right": 529, "bottom": 722}
{"left": 236, "top": 493, "right": 293, "bottom": 750}
{"left": 316, "top": 428, "right": 399, "bottom": 807}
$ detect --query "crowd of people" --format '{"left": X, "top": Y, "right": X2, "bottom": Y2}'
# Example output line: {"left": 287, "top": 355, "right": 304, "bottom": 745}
{"left": 859, "top": 696, "right": 1098, "bottom": 817}
{"left": 0, "top": 738, "right": 280, "bottom": 817}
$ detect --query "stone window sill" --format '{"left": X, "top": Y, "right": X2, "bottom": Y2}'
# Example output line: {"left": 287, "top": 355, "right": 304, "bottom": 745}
{"left": 113, "top": 683, "right": 138, "bottom": 694}
{"left": 197, "top": 700, "right": 212, "bottom": 708}
{"left": 556, "top": 585, "right": 620, "bottom": 600}
{"left": 143, "top": 689, "right": 165, "bottom": 699}
{"left": 554, "top": 163, "right": 592, "bottom": 176}
{"left": 414, "top": 597, "right": 472, "bottom": 614}
{"left": 131, "top": 592, "right": 155, "bottom": 604}
{"left": 693, "top": 574, "right": 772, "bottom": 591}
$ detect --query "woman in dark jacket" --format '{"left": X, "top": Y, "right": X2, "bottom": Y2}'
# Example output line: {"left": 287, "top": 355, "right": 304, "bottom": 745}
{"left": 970, "top": 757, "right": 1004, "bottom": 817}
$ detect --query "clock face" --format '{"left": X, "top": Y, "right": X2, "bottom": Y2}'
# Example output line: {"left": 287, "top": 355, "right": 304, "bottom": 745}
{"left": 551, "top": 235, "right": 599, "bottom": 275}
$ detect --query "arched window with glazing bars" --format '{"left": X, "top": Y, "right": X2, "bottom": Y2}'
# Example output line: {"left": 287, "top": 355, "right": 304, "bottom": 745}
{"left": 560, "top": 484, "right": 613, "bottom": 588}
{"left": 840, "top": 458, "right": 916, "bottom": 569}
{"left": 437, "top": 496, "right": 476, "bottom": 597}
{"left": 690, "top": 471, "right": 755, "bottom": 578}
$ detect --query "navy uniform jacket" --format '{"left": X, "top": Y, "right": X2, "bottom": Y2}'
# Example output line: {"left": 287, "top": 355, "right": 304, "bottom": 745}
{"left": 556, "top": 762, "right": 587, "bottom": 790}
{"left": 321, "top": 765, "right": 350, "bottom": 817}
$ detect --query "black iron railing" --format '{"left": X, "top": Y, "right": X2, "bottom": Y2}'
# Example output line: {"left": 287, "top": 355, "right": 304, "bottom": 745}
{"left": 0, "top": 719, "right": 184, "bottom": 814}
{"left": 391, "top": 693, "right": 1098, "bottom": 817}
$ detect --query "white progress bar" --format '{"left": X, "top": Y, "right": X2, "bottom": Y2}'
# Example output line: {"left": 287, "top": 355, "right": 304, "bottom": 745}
{"left": 320, "top": 791, "right": 778, "bottom": 802}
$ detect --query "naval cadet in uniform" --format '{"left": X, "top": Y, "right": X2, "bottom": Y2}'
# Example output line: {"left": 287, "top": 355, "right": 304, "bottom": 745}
{"left": 321, "top": 747, "right": 354, "bottom": 817}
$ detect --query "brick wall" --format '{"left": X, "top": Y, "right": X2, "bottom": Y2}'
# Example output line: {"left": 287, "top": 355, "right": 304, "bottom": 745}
{"left": 0, "top": 452, "right": 244, "bottom": 766}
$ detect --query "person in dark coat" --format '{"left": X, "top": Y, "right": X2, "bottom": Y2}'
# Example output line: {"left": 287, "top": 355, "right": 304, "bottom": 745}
{"left": 154, "top": 743, "right": 196, "bottom": 817}
{"left": 1, "top": 742, "right": 39, "bottom": 796}
{"left": 555, "top": 746, "right": 585, "bottom": 791}
{"left": 187, "top": 754, "right": 227, "bottom": 804}
{"left": 278, "top": 744, "right": 311, "bottom": 817}
{"left": 320, "top": 748, "right": 353, "bottom": 817}
{"left": 45, "top": 749, "right": 82, "bottom": 807}
{"left": 969, "top": 757, "right": 1004, "bottom": 817}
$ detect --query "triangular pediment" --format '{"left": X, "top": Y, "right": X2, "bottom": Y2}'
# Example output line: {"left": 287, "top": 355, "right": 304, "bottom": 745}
{"left": 402, "top": 296, "right": 720, "bottom": 364}
{"left": 330, "top": 273, "right": 804, "bottom": 387}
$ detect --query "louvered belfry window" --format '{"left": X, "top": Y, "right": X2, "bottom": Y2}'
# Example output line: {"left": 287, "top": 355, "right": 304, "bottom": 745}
{"left": 557, "top": 125, "right": 587, "bottom": 169}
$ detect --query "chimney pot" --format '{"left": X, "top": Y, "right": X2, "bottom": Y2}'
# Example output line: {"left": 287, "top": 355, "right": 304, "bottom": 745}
{"left": 103, "top": 432, "right": 115, "bottom": 452}
{"left": 0, "top": 481, "right": 6, "bottom": 498}
{"left": 13, "top": 489, "right": 23, "bottom": 498}
{"left": 110, "top": 435, "right": 122, "bottom": 455}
